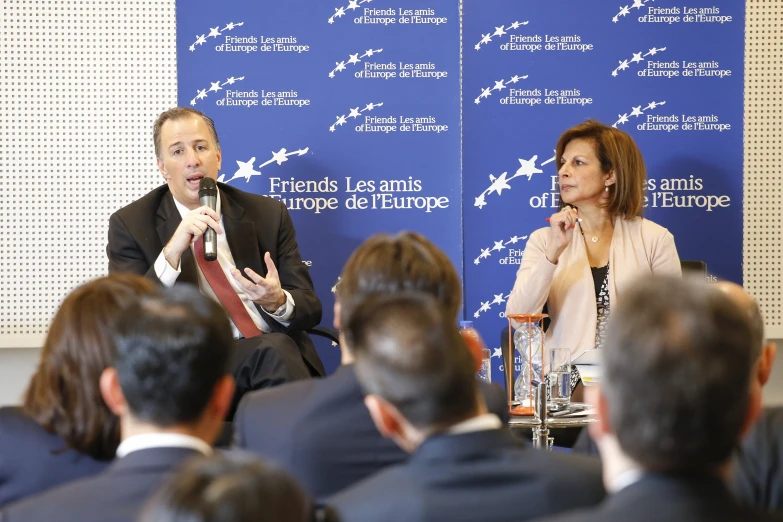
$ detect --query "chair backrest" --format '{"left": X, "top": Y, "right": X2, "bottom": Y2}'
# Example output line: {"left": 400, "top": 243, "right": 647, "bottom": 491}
{"left": 680, "top": 260, "right": 707, "bottom": 275}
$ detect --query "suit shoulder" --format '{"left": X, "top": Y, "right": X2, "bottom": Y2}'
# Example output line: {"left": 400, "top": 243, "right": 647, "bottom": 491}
{"left": 0, "top": 407, "right": 49, "bottom": 443}
{"left": 238, "top": 378, "right": 321, "bottom": 417}
{"left": 111, "top": 184, "right": 169, "bottom": 220}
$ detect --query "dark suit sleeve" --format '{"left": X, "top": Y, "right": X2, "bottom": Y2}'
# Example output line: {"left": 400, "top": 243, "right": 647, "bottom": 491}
{"left": 106, "top": 211, "right": 159, "bottom": 282}
{"left": 264, "top": 203, "right": 321, "bottom": 332}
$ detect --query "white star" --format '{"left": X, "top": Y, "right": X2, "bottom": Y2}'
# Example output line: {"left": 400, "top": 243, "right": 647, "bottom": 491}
{"left": 233, "top": 157, "right": 260, "bottom": 182}
{"left": 347, "top": 0, "right": 360, "bottom": 10}
{"left": 474, "top": 97, "right": 481, "bottom": 105}
{"left": 507, "top": 235, "right": 524, "bottom": 244}
{"left": 632, "top": 0, "right": 645, "bottom": 8}
{"left": 335, "top": 115, "right": 347, "bottom": 127}
{"left": 508, "top": 75, "right": 524, "bottom": 83}
{"left": 334, "top": 7, "right": 346, "bottom": 18}
{"left": 646, "top": 101, "right": 658, "bottom": 110}
{"left": 474, "top": 311, "right": 481, "bottom": 318}
{"left": 493, "top": 80, "right": 507, "bottom": 91}
{"left": 196, "top": 89, "right": 208, "bottom": 100}
{"left": 474, "top": 258, "right": 481, "bottom": 265}
{"left": 347, "top": 53, "right": 360, "bottom": 64}
{"left": 619, "top": 6, "right": 631, "bottom": 17}
{"left": 612, "top": 70, "right": 619, "bottom": 77}
{"left": 208, "top": 26, "right": 221, "bottom": 38}
{"left": 224, "top": 77, "right": 237, "bottom": 85}
{"left": 630, "top": 105, "right": 644, "bottom": 117}
{"left": 493, "top": 25, "right": 507, "bottom": 37}
{"left": 618, "top": 60, "right": 630, "bottom": 71}
{"left": 190, "top": 98, "right": 197, "bottom": 106}
{"left": 480, "top": 87, "right": 492, "bottom": 99}
{"left": 348, "top": 107, "right": 361, "bottom": 119}
{"left": 479, "top": 248, "right": 491, "bottom": 259}
{"left": 189, "top": 44, "right": 195, "bottom": 52}
{"left": 271, "top": 148, "right": 289, "bottom": 165}
{"left": 487, "top": 172, "right": 511, "bottom": 195}
{"left": 510, "top": 21, "right": 522, "bottom": 30}
{"left": 364, "top": 103, "right": 376, "bottom": 111}
{"left": 364, "top": 48, "right": 376, "bottom": 57}
{"left": 514, "top": 156, "right": 543, "bottom": 181}
{"left": 480, "top": 33, "right": 492, "bottom": 45}
{"left": 616, "top": 113, "right": 630, "bottom": 125}
{"left": 492, "top": 347, "right": 503, "bottom": 359}
{"left": 208, "top": 81, "right": 222, "bottom": 92}
{"left": 647, "top": 47, "right": 660, "bottom": 56}
{"left": 223, "top": 22, "right": 235, "bottom": 31}
{"left": 474, "top": 194, "right": 487, "bottom": 209}
{"left": 195, "top": 34, "right": 207, "bottom": 46}
{"left": 492, "top": 241, "right": 506, "bottom": 252}
{"left": 480, "top": 301, "right": 491, "bottom": 312}
{"left": 474, "top": 43, "right": 482, "bottom": 51}
{"left": 630, "top": 52, "right": 644, "bottom": 63}
{"left": 492, "top": 293, "right": 506, "bottom": 304}
{"left": 335, "top": 61, "right": 347, "bottom": 72}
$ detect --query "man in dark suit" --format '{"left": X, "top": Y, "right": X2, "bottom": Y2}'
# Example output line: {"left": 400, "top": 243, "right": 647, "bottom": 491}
{"left": 233, "top": 232, "right": 510, "bottom": 500}
{"left": 107, "top": 107, "right": 323, "bottom": 416}
{"left": 537, "top": 276, "right": 780, "bottom": 522}
{"left": 0, "top": 286, "right": 236, "bottom": 522}
{"left": 328, "top": 292, "right": 604, "bottom": 522}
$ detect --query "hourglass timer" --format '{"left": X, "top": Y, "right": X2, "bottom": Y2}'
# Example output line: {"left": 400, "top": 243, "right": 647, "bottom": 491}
{"left": 505, "top": 314, "right": 547, "bottom": 416}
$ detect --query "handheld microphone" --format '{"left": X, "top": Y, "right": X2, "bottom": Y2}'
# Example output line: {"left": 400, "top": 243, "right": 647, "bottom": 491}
{"left": 198, "top": 177, "right": 218, "bottom": 261}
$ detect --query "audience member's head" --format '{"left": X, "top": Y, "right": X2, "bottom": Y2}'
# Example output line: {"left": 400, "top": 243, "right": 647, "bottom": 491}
{"left": 139, "top": 453, "right": 311, "bottom": 522}
{"left": 335, "top": 231, "right": 461, "bottom": 361}
{"left": 346, "top": 292, "right": 480, "bottom": 452}
{"left": 23, "top": 273, "right": 156, "bottom": 460}
{"left": 99, "top": 285, "right": 235, "bottom": 444}
{"left": 590, "top": 275, "right": 761, "bottom": 480}
{"left": 713, "top": 280, "right": 777, "bottom": 390}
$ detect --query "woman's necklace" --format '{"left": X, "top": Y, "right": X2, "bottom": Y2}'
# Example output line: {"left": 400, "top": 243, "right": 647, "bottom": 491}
{"left": 579, "top": 224, "right": 602, "bottom": 243}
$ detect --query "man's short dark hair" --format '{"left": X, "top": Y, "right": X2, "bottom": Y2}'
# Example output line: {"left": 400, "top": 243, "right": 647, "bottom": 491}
{"left": 153, "top": 107, "right": 220, "bottom": 159}
{"left": 112, "top": 285, "right": 233, "bottom": 427}
{"left": 337, "top": 232, "right": 462, "bottom": 332}
{"left": 346, "top": 292, "right": 478, "bottom": 432}
{"left": 603, "top": 276, "right": 755, "bottom": 472}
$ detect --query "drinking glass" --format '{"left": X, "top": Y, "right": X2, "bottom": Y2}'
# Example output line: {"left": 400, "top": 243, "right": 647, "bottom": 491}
{"left": 547, "top": 347, "right": 571, "bottom": 411}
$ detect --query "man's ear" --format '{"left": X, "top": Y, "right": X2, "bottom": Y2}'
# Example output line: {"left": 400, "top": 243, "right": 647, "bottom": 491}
{"left": 209, "top": 375, "right": 236, "bottom": 422}
{"left": 587, "top": 385, "right": 612, "bottom": 441}
{"left": 364, "top": 395, "right": 402, "bottom": 440}
{"left": 157, "top": 157, "right": 169, "bottom": 181}
{"left": 99, "top": 367, "right": 128, "bottom": 417}
{"left": 758, "top": 342, "right": 777, "bottom": 387}
{"left": 333, "top": 298, "right": 342, "bottom": 330}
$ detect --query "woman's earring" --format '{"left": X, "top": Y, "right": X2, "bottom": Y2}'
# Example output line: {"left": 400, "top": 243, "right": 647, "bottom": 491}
{"left": 605, "top": 185, "right": 609, "bottom": 192}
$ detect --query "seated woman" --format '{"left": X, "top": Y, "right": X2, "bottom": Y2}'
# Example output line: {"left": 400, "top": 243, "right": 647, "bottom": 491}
{"left": 506, "top": 119, "right": 681, "bottom": 399}
{"left": 0, "top": 273, "right": 156, "bottom": 506}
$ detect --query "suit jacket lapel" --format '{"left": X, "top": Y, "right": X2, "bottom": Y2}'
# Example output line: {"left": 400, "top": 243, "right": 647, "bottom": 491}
{"left": 155, "top": 191, "right": 199, "bottom": 285}
{"left": 220, "top": 189, "right": 264, "bottom": 276}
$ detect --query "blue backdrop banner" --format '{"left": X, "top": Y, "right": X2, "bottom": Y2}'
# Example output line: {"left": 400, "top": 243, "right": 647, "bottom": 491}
{"left": 177, "top": 1, "right": 744, "bottom": 379}
{"left": 177, "top": 0, "right": 462, "bottom": 372}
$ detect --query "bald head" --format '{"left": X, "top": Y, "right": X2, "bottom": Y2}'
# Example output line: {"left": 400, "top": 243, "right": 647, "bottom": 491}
{"left": 713, "top": 281, "right": 764, "bottom": 362}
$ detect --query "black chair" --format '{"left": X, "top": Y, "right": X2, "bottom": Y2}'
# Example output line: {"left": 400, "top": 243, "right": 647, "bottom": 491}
{"left": 680, "top": 260, "right": 707, "bottom": 275}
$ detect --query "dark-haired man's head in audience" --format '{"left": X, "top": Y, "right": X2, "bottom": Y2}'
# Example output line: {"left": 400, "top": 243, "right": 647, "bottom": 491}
{"left": 539, "top": 276, "right": 779, "bottom": 522}
{"left": 334, "top": 231, "right": 461, "bottom": 362}
{"left": 1, "top": 285, "right": 235, "bottom": 522}
{"left": 347, "top": 292, "right": 481, "bottom": 453}
{"left": 140, "top": 453, "right": 314, "bottom": 522}
{"left": 0, "top": 273, "right": 155, "bottom": 507}
{"left": 329, "top": 292, "right": 603, "bottom": 522}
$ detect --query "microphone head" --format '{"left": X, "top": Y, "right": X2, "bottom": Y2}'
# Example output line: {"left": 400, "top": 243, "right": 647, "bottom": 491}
{"left": 198, "top": 177, "right": 217, "bottom": 198}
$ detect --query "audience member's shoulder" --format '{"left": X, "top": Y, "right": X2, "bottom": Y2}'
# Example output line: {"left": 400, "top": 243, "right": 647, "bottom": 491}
{"left": 1, "top": 470, "right": 103, "bottom": 520}
{"left": 240, "top": 376, "right": 323, "bottom": 411}
{"left": 527, "top": 448, "right": 605, "bottom": 504}
{"left": 328, "top": 464, "right": 415, "bottom": 522}
{"left": 0, "top": 406, "right": 53, "bottom": 444}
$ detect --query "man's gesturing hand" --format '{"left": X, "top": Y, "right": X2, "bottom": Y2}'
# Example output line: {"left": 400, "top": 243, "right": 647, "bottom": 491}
{"left": 231, "top": 252, "right": 286, "bottom": 312}
{"left": 163, "top": 206, "right": 223, "bottom": 269}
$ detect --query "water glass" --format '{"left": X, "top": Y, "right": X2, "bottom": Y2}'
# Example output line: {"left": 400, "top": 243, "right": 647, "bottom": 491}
{"left": 477, "top": 348, "right": 492, "bottom": 383}
{"left": 547, "top": 347, "right": 571, "bottom": 410}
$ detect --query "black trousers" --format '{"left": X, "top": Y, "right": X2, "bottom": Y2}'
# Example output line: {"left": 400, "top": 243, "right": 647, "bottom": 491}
{"left": 226, "top": 333, "right": 313, "bottom": 420}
